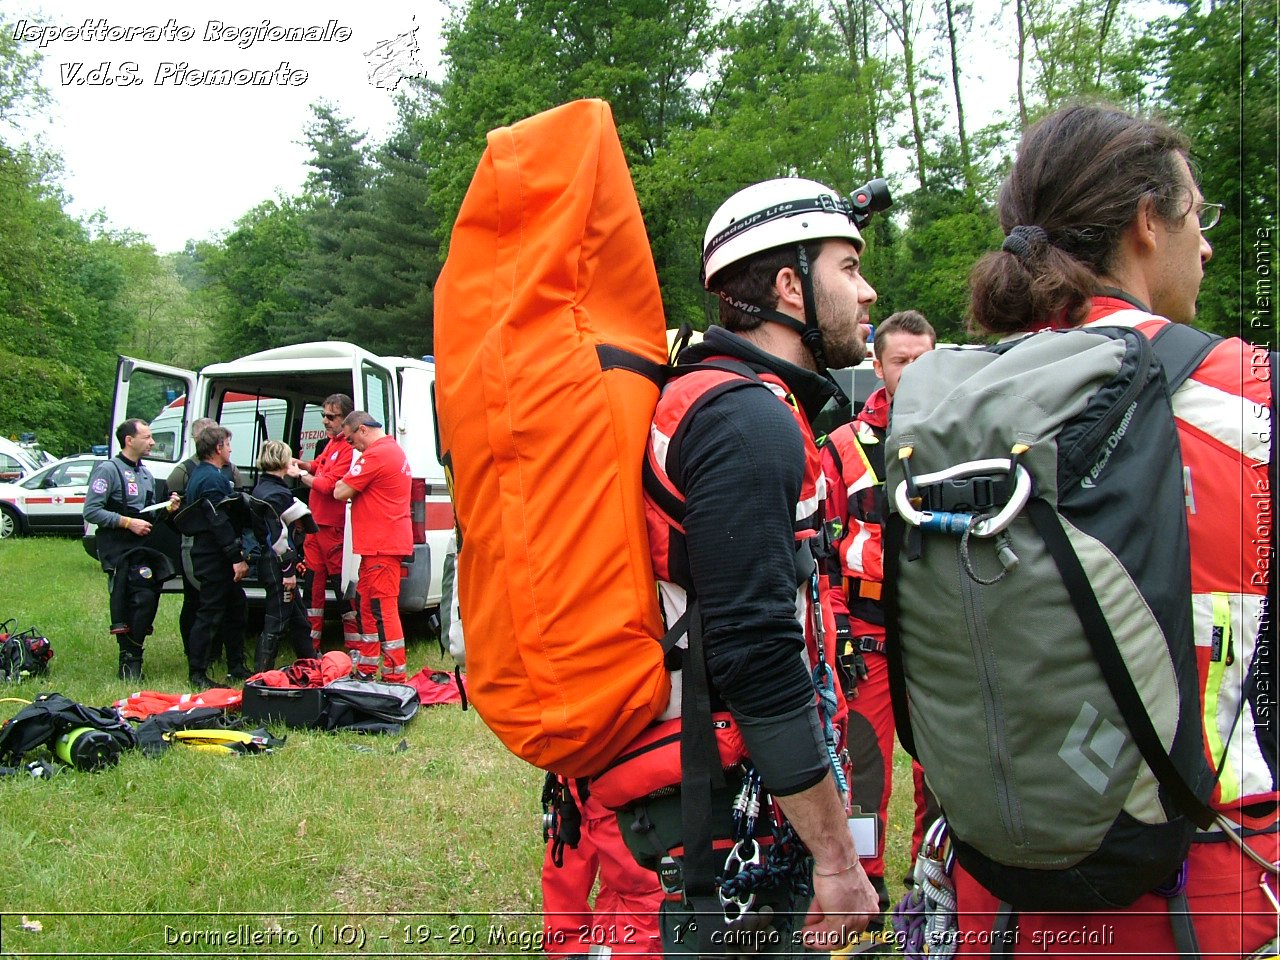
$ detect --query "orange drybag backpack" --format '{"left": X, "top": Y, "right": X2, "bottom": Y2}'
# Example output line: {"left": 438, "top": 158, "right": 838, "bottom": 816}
{"left": 434, "top": 99, "right": 672, "bottom": 777}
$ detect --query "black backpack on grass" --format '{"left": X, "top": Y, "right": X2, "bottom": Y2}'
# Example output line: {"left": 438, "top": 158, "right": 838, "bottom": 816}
{"left": 0, "top": 621, "right": 53, "bottom": 682}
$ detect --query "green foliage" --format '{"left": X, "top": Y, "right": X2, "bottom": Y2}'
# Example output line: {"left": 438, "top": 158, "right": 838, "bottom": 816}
{"left": 198, "top": 198, "right": 312, "bottom": 357}
{"left": 1147, "top": 0, "right": 1278, "bottom": 346}
{"left": 5, "top": 0, "right": 1272, "bottom": 451}
{"left": 307, "top": 95, "right": 442, "bottom": 357}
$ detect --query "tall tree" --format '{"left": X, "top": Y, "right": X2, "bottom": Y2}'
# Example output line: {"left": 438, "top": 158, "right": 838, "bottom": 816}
{"left": 198, "top": 198, "right": 311, "bottom": 356}
{"left": 872, "top": 0, "right": 932, "bottom": 188}
{"left": 283, "top": 103, "right": 375, "bottom": 344}
{"left": 1147, "top": 0, "right": 1278, "bottom": 345}
{"left": 423, "top": 0, "right": 716, "bottom": 253}
{"left": 315, "top": 90, "right": 442, "bottom": 356}
{"left": 939, "top": 0, "right": 975, "bottom": 193}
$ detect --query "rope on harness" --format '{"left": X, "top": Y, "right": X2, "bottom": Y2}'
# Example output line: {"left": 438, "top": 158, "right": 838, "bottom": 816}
{"left": 718, "top": 773, "right": 814, "bottom": 919}
{"left": 806, "top": 565, "right": 850, "bottom": 799}
{"left": 892, "top": 817, "right": 958, "bottom": 959}
{"left": 719, "top": 819, "right": 814, "bottom": 908}
{"left": 812, "top": 659, "right": 849, "bottom": 797}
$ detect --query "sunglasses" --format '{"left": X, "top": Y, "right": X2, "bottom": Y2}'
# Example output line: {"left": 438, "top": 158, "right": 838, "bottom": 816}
{"left": 322, "top": 412, "right": 343, "bottom": 421}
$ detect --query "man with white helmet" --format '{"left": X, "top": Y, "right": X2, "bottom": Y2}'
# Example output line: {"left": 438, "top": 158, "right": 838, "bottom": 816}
{"left": 625, "top": 177, "right": 887, "bottom": 955}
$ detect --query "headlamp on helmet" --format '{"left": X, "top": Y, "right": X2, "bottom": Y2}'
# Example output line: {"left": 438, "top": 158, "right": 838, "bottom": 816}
{"left": 701, "top": 177, "right": 892, "bottom": 289}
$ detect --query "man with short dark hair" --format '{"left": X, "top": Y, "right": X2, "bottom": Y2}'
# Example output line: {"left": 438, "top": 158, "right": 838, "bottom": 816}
{"left": 294, "top": 393, "right": 356, "bottom": 654}
{"left": 83, "top": 418, "right": 178, "bottom": 679}
{"left": 334, "top": 411, "right": 411, "bottom": 683}
{"left": 627, "top": 177, "right": 881, "bottom": 955}
{"left": 180, "top": 425, "right": 250, "bottom": 689}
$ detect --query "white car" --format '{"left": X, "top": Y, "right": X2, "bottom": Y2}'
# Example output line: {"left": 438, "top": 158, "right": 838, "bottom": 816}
{"left": 0, "top": 455, "right": 104, "bottom": 539}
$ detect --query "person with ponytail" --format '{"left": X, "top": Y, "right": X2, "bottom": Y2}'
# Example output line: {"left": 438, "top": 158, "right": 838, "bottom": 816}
{"left": 952, "top": 103, "right": 1277, "bottom": 957}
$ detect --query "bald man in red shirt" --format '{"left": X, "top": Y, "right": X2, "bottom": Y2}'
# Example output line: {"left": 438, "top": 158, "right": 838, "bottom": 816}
{"left": 334, "top": 411, "right": 412, "bottom": 683}
{"left": 295, "top": 393, "right": 357, "bottom": 653}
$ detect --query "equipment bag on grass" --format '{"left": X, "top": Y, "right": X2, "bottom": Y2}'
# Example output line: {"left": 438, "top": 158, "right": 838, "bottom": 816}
{"left": 434, "top": 98, "right": 671, "bottom": 777}
{"left": 0, "top": 625, "right": 53, "bottom": 681}
{"left": 883, "top": 323, "right": 1217, "bottom": 911}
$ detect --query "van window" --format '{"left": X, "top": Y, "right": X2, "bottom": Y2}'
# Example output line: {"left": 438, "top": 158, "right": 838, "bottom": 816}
{"left": 214, "top": 392, "right": 289, "bottom": 481}
{"left": 0, "top": 453, "right": 24, "bottom": 481}
{"left": 125, "top": 371, "right": 189, "bottom": 464}
{"left": 299, "top": 403, "right": 331, "bottom": 460}
{"left": 362, "top": 363, "right": 393, "bottom": 431}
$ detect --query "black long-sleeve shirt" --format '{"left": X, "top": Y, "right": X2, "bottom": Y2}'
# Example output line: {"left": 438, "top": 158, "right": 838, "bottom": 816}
{"left": 667, "top": 327, "right": 839, "bottom": 794}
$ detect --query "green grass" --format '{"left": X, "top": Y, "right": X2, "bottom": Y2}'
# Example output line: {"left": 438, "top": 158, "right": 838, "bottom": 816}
{"left": 0, "top": 537, "right": 916, "bottom": 956}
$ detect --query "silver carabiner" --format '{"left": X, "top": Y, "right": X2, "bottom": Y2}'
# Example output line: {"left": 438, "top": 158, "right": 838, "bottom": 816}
{"left": 719, "top": 839, "right": 762, "bottom": 921}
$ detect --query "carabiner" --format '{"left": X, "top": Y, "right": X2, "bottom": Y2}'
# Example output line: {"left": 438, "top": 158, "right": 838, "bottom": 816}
{"left": 719, "top": 839, "right": 762, "bottom": 921}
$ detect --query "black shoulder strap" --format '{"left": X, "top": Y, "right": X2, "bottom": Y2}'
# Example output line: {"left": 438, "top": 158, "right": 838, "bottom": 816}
{"left": 678, "top": 598, "right": 725, "bottom": 899}
{"left": 882, "top": 511, "right": 916, "bottom": 759}
{"left": 862, "top": 424, "right": 887, "bottom": 487}
{"left": 596, "top": 344, "right": 669, "bottom": 388}
{"left": 1150, "top": 322, "right": 1220, "bottom": 394}
{"left": 1027, "top": 497, "right": 1216, "bottom": 829}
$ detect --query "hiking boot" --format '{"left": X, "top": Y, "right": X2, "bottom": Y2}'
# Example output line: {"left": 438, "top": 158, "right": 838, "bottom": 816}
{"left": 188, "top": 671, "right": 215, "bottom": 690}
{"left": 118, "top": 659, "right": 143, "bottom": 682}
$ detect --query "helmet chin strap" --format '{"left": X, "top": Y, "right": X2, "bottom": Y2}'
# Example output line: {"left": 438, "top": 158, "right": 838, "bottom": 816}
{"left": 713, "top": 242, "right": 851, "bottom": 410}
{"left": 794, "top": 243, "right": 827, "bottom": 373}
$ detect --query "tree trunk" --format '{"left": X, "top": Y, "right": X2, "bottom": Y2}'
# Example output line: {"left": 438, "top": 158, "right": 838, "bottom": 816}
{"left": 1015, "top": 0, "right": 1028, "bottom": 126}
{"left": 943, "top": 0, "right": 974, "bottom": 191}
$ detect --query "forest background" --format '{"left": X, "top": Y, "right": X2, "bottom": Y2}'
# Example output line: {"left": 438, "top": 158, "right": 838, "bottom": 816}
{"left": 0, "top": 0, "right": 1274, "bottom": 454}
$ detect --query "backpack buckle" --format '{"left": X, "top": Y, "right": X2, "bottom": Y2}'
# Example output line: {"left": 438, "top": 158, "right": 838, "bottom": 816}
{"left": 895, "top": 460, "right": 1032, "bottom": 538}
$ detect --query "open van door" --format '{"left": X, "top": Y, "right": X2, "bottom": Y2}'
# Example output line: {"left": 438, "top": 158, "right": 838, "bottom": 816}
{"left": 112, "top": 356, "right": 197, "bottom": 487}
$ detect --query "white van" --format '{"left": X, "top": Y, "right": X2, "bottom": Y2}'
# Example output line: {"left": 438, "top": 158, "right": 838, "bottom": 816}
{"left": 108, "top": 342, "right": 453, "bottom": 615}
{"left": 0, "top": 437, "right": 42, "bottom": 482}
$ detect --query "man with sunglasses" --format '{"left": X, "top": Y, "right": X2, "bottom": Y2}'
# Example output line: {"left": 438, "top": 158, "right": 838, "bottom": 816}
{"left": 334, "top": 411, "right": 412, "bottom": 683}
{"left": 294, "top": 393, "right": 357, "bottom": 655}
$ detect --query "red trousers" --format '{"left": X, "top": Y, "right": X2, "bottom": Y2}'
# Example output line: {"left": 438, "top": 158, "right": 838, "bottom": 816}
{"left": 303, "top": 524, "right": 357, "bottom": 653}
{"left": 351, "top": 555, "right": 406, "bottom": 683}
{"left": 952, "top": 816, "right": 1279, "bottom": 957}
{"left": 847, "top": 651, "right": 938, "bottom": 880}
{"left": 542, "top": 784, "right": 663, "bottom": 958}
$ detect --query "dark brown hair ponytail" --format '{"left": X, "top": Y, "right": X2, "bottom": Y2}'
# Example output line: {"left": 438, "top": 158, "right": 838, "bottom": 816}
{"left": 969, "top": 104, "right": 1191, "bottom": 336}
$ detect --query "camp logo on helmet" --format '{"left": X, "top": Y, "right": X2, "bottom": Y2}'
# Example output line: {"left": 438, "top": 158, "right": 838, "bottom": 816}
{"left": 716, "top": 292, "right": 763, "bottom": 315}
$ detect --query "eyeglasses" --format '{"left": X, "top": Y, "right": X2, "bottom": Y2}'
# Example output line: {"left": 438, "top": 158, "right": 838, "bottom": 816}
{"left": 343, "top": 425, "right": 366, "bottom": 446}
{"left": 321, "top": 412, "right": 342, "bottom": 421}
{"left": 1194, "top": 201, "right": 1223, "bottom": 232}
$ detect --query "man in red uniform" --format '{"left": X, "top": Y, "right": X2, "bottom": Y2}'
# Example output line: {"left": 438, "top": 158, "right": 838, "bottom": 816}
{"left": 295, "top": 393, "right": 356, "bottom": 654}
{"left": 820, "top": 310, "right": 938, "bottom": 923}
{"left": 952, "top": 103, "right": 1278, "bottom": 955}
{"left": 334, "top": 411, "right": 412, "bottom": 683}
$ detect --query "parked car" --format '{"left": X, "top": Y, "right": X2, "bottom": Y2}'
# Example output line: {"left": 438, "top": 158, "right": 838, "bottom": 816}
{"left": 0, "top": 455, "right": 104, "bottom": 539}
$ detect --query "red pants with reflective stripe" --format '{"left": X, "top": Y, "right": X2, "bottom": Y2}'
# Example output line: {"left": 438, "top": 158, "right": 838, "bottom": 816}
{"left": 352, "top": 555, "right": 406, "bottom": 683}
{"left": 542, "top": 783, "right": 662, "bottom": 958}
{"left": 952, "top": 815, "right": 1280, "bottom": 956}
{"left": 303, "top": 524, "right": 357, "bottom": 653}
